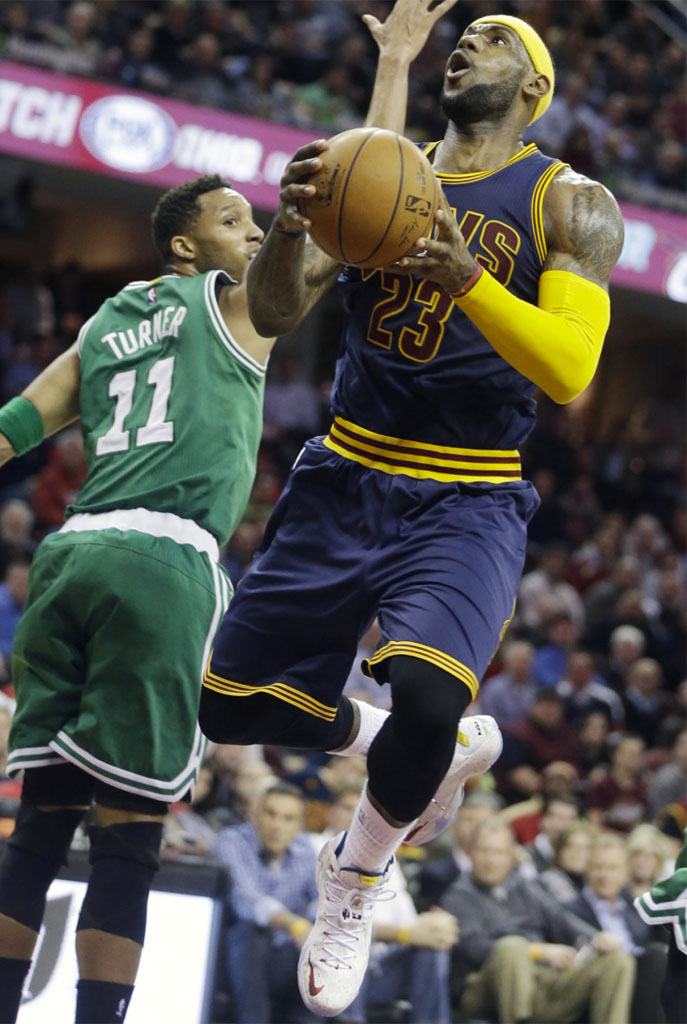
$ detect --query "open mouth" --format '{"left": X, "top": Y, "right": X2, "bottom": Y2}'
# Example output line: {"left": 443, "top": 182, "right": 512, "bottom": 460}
{"left": 447, "top": 50, "right": 471, "bottom": 81}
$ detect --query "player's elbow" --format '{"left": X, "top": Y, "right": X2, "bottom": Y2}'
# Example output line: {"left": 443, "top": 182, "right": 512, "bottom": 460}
{"left": 543, "top": 372, "right": 591, "bottom": 405}
{"left": 247, "top": 301, "right": 298, "bottom": 338}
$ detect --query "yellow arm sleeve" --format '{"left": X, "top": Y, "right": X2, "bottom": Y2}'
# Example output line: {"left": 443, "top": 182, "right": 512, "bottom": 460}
{"left": 454, "top": 268, "right": 611, "bottom": 404}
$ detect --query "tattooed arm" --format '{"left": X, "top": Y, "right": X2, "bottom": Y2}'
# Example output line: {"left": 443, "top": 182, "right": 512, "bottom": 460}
{"left": 245, "top": 139, "right": 342, "bottom": 338}
{"left": 394, "top": 173, "right": 624, "bottom": 402}
{"left": 542, "top": 168, "right": 625, "bottom": 288}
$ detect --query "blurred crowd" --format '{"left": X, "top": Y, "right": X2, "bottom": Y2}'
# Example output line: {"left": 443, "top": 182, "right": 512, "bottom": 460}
{"left": 0, "top": 0, "right": 685, "bottom": 211}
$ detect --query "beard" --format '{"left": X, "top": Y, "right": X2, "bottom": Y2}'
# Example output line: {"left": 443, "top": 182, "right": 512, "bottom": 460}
{"left": 440, "top": 73, "right": 521, "bottom": 126}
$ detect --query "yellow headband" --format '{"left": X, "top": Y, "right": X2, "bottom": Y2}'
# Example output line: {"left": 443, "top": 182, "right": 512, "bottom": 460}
{"left": 471, "top": 15, "right": 554, "bottom": 124}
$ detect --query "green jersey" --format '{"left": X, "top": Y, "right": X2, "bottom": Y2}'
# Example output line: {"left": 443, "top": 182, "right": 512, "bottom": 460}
{"left": 70, "top": 271, "right": 266, "bottom": 545}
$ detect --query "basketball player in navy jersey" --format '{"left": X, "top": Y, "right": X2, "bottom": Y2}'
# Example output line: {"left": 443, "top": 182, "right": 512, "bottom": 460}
{"left": 199, "top": 2, "right": 624, "bottom": 1017}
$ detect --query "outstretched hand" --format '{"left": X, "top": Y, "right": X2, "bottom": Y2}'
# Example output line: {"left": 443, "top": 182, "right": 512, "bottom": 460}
{"left": 272, "top": 139, "right": 329, "bottom": 237}
{"left": 391, "top": 189, "right": 479, "bottom": 294}
{"left": 362, "top": 0, "right": 461, "bottom": 63}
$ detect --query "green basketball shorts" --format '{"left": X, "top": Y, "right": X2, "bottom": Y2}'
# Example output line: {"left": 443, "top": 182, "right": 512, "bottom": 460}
{"left": 8, "top": 511, "right": 231, "bottom": 803}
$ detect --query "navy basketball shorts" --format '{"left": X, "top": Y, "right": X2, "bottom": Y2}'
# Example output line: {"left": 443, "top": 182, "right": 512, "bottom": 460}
{"left": 205, "top": 438, "right": 540, "bottom": 721}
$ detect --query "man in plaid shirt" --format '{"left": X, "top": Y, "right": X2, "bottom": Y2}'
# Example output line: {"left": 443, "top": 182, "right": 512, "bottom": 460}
{"left": 214, "top": 782, "right": 319, "bottom": 1023}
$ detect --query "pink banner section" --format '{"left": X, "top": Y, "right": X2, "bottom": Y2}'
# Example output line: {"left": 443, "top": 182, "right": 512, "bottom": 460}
{"left": 0, "top": 59, "right": 685, "bottom": 302}
{"left": 614, "top": 201, "right": 687, "bottom": 303}
{"left": 0, "top": 58, "right": 319, "bottom": 210}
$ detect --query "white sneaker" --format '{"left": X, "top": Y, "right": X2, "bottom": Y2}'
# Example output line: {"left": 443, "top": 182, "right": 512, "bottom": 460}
{"left": 298, "top": 831, "right": 394, "bottom": 1017}
{"left": 405, "top": 715, "right": 502, "bottom": 845}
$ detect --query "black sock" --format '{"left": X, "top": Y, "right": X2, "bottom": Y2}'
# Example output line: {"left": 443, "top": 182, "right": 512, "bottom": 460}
{"left": 75, "top": 979, "right": 134, "bottom": 1023}
{"left": 0, "top": 956, "right": 31, "bottom": 1024}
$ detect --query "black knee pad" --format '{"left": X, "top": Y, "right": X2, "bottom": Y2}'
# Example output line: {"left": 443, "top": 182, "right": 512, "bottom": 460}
{"left": 388, "top": 656, "right": 470, "bottom": 758}
{"left": 366, "top": 657, "right": 472, "bottom": 821}
{"left": 0, "top": 803, "right": 86, "bottom": 930}
{"left": 76, "top": 821, "right": 163, "bottom": 945}
{"left": 199, "top": 686, "right": 353, "bottom": 750}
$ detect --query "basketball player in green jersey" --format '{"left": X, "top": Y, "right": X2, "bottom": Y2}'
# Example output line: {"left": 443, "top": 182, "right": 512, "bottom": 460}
{"left": 0, "top": 175, "right": 275, "bottom": 1024}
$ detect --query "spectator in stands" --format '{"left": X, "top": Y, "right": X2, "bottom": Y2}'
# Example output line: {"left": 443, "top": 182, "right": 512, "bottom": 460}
{"left": 567, "top": 833, "right": 668, "bottom": 1024}
{"left": 111, "top": 24, "right": 170, "bottom": 93}
{"left": 624, "top": 514, "right": 668, "bottom": 577}
{"left": 583, "top": 556, "right": 641, "bottom": 655}
{"left": 626, "top": 823, "right": 671, "bottom": 899}
{"left": 504, "top": 761, "right": 580, "bottom": 848}
{"left": 557, "top": 650, "right": 625, "bottom": 728}
{"left": 213, "top": 782, "right": 319, "bottom": 1024}
{"left": 532, "top": 611, "right": 580, "bottom": 688}
{"left": 313, "top": 783, "right": 458, "bottom": 1024}
{"left": 540, "top": 821, "right": 597, "bottom": 905}
{"left": 526, "top": 467, "right": 565, "bottom": 550}
{"left": 0, "top": 556, "right": 30, "bottom": 663}
{"left": 263, "top": 351, "right": 321, "bottom": 445}
{"left": 648, "top": 729, "right": 687, "bottom": 821}
{"left": 161, "top": 761, "right": 219, "bottom": 860}
{"left": 498, "top": 689, "right": 580, "bottom": 803}
{"left": 577, "top": 710, "right": 612, "bottom": 780}
{"left": 605, "top": 624, "right": 647, "bottom": 693}
{"left": 227, "top": 52, "right": 296, "bottom": 125}
{"left": 415, "top": 790, "right": 503, "bottom": 911}
{"left": 0, "top": 702, "right": 20, "bottom": 836}
{"left": 198, "top": 743, "right": 269, "bottom": 832}
{"left": 586, "top": 735, "right": 648, "bottom": 833}
{"left": 32, "top": 427, "right": 87, "bottom": 535}
{"left": 528, "top": 72, "right": 606, "bottom": 156}
{"left": 175, "top": 32, "right": 233, "bottom": 109}
{"left": 609, "top": 587, "right": 661, "bottom": 661}
{"left": 522, "top": 794, "right": 580, "bottom": 875}
{"left": 441, "top": 819, "right": 634, "bottom": 1024}
{"left": 149, "top": 0, "right": 194, "bottom": 77}
{"left": 622, "top": 658, "right": 671, "bottom": 747}
{"left": 292, "top": 62, "right": 359, "bottom": 132}
{"left": 479, "top": 640, "right": 536, "bottom": 728}
{"left": 517, "top": 543, "right": 584, "bottom": 631}
{"left": 0, "top": 498, "right": 35, "bottom": 574}
{"left": 42, "top": 0, "right": 102, "bottom": 77}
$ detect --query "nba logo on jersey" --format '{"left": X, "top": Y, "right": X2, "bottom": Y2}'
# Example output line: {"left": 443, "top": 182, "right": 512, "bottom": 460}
{"left": 146, "top": 286, "right": 157, "bottom": 306}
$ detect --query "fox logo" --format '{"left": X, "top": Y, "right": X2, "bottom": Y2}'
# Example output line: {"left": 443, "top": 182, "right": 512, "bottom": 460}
{"left": 404, "top": 195, "right": 431, "bottom": 216}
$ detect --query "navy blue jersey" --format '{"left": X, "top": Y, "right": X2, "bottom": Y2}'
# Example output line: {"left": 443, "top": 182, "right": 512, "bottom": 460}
{"left": 330, "top": 144, "right": 566, "bottom": 452}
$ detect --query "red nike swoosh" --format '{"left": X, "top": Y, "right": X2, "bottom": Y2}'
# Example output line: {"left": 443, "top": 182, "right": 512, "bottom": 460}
{"left": 308, "top": 957, "right": 324, "bottom": 996}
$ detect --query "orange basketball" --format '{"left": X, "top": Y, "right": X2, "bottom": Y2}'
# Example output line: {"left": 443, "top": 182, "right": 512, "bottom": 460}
{"left": 301, "top": 127, "right": 438, "bottom": 269}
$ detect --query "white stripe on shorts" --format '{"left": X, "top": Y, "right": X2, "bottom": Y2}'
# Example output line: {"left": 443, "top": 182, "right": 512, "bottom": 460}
{"left": 60, "top": 508, "right": 219, "bottom": 560}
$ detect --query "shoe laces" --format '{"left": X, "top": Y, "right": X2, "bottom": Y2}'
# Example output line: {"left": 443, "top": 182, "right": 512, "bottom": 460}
{"left": 317, "top": 869, "right": 395, "bottom": 969}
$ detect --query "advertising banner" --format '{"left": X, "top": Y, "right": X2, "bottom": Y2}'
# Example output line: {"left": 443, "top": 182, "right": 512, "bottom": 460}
{"left": 0, "top": 59, "right": 685, "bottom": 301}
{"left": 0, "top": 58, "right": 318, "bottom": 209}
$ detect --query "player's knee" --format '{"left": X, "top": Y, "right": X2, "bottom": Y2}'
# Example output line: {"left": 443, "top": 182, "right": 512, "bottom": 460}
{"left": 198, "top": 686, "right": 251, "bottom": 743}
{"left": 76, "top": 820, "right": 163, "bottom": 944}
{"left": 199, "top": 686, "right": 352, "bottom": 750}
{"left": 388, "top": 656, "right": 468, "bottom": 756}
{"left": 0, "top": 802, "right": 86, "bottom": 930}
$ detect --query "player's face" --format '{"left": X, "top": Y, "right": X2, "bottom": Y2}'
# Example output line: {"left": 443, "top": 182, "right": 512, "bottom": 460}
{"left": 190, "top": 187, "right": 264, "bottom": 280}
{"left": 440, "top": 23, "right": 527, "bottom": 125}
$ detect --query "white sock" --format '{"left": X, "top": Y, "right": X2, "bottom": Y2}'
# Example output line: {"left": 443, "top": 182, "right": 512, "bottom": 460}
{"left": 340, "top": 784, "right": 410, "bottom": 874}
{"left": 328, "top": 698, "right": 388, "bottom": 757}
